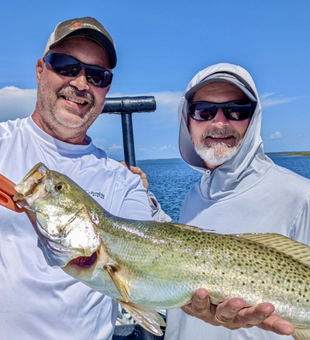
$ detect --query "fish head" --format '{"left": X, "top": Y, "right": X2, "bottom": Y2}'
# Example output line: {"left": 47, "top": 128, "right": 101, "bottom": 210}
{"left": 14, "top": 163, "right": 101, "bottom": 268}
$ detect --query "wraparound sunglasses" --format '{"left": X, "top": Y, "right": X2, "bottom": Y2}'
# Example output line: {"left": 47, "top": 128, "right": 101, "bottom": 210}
{"left": 189, "top": 100, "right": 256, "bottom": 121}
{"left": 44, "top": 53, "right": 113, "bottom": 88}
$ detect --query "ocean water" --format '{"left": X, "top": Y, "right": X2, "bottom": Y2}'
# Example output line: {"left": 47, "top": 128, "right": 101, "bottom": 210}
{"left": 137, "top": 155, "right": 310, "bottom": 222}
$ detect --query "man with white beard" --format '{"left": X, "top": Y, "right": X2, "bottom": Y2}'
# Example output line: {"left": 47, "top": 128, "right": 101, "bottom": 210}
{"left": 164, "top": 63, "right": 310, "bottom": 340}
{"left": 188, "top": 80, "right": 250, "bottom": 168}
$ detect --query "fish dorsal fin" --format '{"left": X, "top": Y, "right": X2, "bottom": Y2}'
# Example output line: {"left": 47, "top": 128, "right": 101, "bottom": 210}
{"left": 237, "top": 233, "right": 310, "bottom": 267}
{"left": 166, "top": 221, "right": 214, "bottom": 232}
{"left": 103, "top": 259, "right": 131, "bottom": 302}
{"left": 292, "top": 328, "right": 310, "bottom": 340}
{"left": 118, "top": 300, "right": 166, "bottom": 336}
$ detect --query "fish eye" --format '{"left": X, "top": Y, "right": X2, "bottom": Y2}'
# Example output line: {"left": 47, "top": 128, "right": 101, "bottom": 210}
{"left": 55, "top": 183, "right": 66, "bottom": 191}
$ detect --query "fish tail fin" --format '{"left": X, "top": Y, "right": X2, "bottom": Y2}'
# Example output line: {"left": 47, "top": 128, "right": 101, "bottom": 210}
{"left": 293, "top": 328, "right": 310, "bottom": 340}
{"left": 118, "top": 300, "right": 165, "bottom": 336}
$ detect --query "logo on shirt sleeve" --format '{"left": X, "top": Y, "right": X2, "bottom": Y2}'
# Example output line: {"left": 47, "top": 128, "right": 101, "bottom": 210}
{"left": 86, "top": 190, "right": 105, "bottom": 200}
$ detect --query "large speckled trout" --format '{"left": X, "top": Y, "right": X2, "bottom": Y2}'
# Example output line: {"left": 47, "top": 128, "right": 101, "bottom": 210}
{"left": 13, "top": 163, "right": 310, "bottom": 339}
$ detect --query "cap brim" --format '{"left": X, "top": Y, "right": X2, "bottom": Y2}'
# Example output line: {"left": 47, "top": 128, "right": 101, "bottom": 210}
{"left": 185, "top": 73, "right": 257, "bottom": 102}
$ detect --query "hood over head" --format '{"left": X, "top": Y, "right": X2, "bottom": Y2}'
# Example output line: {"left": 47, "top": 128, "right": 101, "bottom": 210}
{"left": 179, "top": 63, "right": 271, "bottom": 198}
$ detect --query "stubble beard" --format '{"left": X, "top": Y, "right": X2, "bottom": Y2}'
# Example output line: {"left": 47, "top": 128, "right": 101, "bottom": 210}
{"left": 37, "top": 76, "right": 103, "bottom": 134}
{"left": 192, "top": 129, "right": 243, "bottom": 167}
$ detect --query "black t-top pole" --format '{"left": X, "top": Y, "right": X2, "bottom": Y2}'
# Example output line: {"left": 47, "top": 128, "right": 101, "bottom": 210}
{"left": 101, "top": 96, "right": 156, "bottom": 167}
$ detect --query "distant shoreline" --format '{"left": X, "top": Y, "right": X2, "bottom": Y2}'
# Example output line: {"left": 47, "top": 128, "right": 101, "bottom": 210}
{"left": 267, "top": 152, "right": 310, "bottom": 157}
{"left": 132, "top": 153, "right": 310, "bottom": 163}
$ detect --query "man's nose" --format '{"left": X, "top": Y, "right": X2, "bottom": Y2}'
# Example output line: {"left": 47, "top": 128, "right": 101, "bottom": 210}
{"left": 69, "top": 68, "right": 90, "bottom": 91}
{"left": 212, "top": 108, "right": 229, "bottom": 126}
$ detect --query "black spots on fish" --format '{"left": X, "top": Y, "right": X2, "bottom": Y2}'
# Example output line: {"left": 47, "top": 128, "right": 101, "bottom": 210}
{"left": 151, "top": 256, "right": 160, "bottom": 265}
{"left": 182, "top": 233, "right": 206, "bottom": 252}
{"left": 298, "top": 290, "right": 308, "bottom": 301}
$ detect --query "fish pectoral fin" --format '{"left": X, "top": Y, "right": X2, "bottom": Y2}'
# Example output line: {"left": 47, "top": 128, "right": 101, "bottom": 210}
{"left": 103, "top": 261, "right": 130, "bottom": 302}
{"left": 292, "top": 328, "right": 310, "bottom": 340}
{"left": 118, "top": 300, "right": 165, "bottom": 336}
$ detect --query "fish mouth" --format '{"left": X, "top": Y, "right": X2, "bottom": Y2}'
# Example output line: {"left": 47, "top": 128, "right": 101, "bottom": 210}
{"left": 69, "top": 252, "right": 98, "bottom": 268}
{"left": 14, "top": 163, "right": 48, "bottom": 208}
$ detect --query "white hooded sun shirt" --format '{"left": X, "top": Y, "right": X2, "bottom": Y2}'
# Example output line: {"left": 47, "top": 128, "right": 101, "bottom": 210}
{"left": 0, "top": 116, "right": 153, "bottom": 340}
{"left": 164, "top": 63, "right": 310, "bottom": 340}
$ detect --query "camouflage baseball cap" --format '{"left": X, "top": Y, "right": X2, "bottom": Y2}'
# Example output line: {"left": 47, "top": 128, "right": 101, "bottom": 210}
{"left": 43, "top": 17, "right": 117, "bottom": 68}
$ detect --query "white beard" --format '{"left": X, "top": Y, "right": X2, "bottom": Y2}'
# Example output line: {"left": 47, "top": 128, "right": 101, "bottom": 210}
{"left": 194, "top": 140, "right": 242, "bottom": 167}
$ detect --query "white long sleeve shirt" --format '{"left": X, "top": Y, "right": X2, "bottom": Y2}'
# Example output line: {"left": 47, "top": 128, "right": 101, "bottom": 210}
{"left": 0, "top": 116, "right": 153, "bottom": 340}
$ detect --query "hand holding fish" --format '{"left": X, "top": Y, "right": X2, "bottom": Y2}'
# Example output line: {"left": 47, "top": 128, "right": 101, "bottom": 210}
{"left": 120, "top": 161, "right": 149, "bottom": 191}
{"left": 183, "top": 288, "right": 295, "bottom": 335}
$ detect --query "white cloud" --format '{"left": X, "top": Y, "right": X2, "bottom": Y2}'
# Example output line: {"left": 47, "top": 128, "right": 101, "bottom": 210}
{"left": 136, "top": 146, "right": 146, "bottom": 151}
{"left": 0, "top": 86, "right": 37, "bottom": 122}
{"left": 150, "top": 91, "right": 183, "bottom": 112}
{"left": 260, "top": 92, "right": 297, "bottom": 108}
{"left": 268, "top": 131, "right": 282, "bottom": 140}
{"left": 109, "top": 144, "right": 123, "bottom": 150}
{"left": 159, "top": 145, "right": 176, "bottom": 150}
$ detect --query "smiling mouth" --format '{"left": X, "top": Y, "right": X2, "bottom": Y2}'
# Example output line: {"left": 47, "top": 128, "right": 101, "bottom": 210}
{"left": 62, "top": 96, "right": 88, "bottom": 106}
{"left": 206, "top": 135, "right": 236, "bottom": 142}
{"left": 208, "top": 135, "right": 234, "bottom": 139}
{"left": 204, "top": 135, "right": 237, "bottom": 148}
{"left": 70, "top": 252, "right": 98, "bottom": 268}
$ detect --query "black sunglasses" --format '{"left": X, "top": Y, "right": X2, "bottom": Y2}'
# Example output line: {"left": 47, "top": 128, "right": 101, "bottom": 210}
{"left": 44, "top": 53, "right": 113, "bottom": 88}
{"left": 189, "top": 100, "right": 256, "bottom": 121}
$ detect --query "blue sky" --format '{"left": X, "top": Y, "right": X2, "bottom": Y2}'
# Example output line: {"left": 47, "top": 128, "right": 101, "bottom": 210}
{"left": 1, "top": 0, "right": 310, "bottom": 160}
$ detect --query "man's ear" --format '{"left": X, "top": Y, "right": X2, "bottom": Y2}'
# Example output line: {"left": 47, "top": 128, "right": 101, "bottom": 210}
{"left": 36, "top": 58, "right": 44, "bottom": 84}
